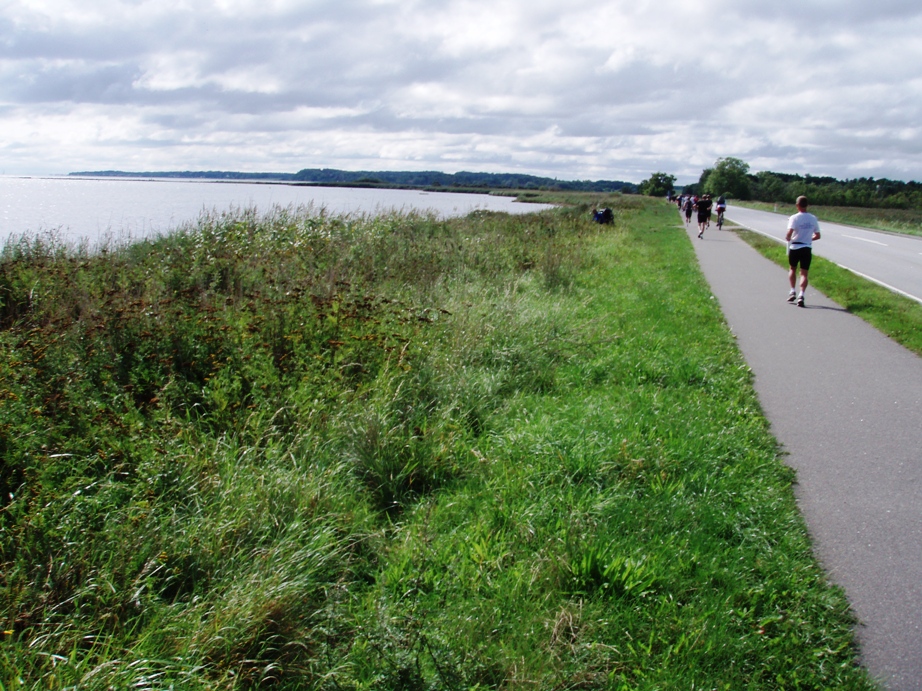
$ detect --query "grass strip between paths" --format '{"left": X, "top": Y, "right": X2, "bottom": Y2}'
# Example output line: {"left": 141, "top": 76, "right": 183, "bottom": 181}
{"left": 1, "top": 199, "right": 876, "bottom": 689}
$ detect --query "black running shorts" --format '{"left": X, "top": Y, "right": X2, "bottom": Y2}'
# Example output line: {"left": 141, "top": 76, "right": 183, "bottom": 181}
{"left": 788, "top": 246, "right": 812, "bottom": 270}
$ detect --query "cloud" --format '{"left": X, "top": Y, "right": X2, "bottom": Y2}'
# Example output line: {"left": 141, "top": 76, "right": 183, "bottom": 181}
{"left": 1, "top": 0, "right": 922, "bottom": 182}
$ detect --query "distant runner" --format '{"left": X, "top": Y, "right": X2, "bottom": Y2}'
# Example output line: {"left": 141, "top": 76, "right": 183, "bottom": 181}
{"left": 785, "top": 195, "right": 821, "bottom": 307}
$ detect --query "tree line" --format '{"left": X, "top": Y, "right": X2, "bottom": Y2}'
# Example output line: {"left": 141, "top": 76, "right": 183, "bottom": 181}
{"left": 641, "top": 158, "right": 922, "bottom": 209}
{"left": 290, "top": 169, "right": 636, "bottom": 192}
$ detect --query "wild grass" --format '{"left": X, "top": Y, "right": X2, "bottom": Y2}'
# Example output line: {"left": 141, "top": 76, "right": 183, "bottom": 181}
{"left": 731, "top": 200, "right": 922, "bottom": 238}
{"left": 0, "top": 200, "right": 876, "bottom": 688}
{"left": 509, "top": 189, "right": 648, "bottom": 210}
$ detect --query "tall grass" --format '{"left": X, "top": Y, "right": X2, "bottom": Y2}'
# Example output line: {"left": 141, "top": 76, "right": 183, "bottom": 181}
{"left": 1, "top": 200, "right": 875, "bottom": 688}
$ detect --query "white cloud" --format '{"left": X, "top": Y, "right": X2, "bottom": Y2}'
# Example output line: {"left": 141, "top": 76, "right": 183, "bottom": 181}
{"left": 1, "top": 0, "right": 922, "bottom": 182}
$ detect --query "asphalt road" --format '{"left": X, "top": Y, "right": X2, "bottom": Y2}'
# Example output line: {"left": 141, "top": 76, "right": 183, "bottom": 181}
{"left": 725, "top": 204, "right": 922, "bottom": 305}
{"left": 686, "top": 217, "right": 922, "bottom": 690}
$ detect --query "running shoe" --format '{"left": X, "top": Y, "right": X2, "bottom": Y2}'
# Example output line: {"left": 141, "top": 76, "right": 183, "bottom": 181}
{"left": 797, "top": 296, "right": 805, "bottom": 308}
{"left": 787, "top": 293, "right": 797, "bottom": 303}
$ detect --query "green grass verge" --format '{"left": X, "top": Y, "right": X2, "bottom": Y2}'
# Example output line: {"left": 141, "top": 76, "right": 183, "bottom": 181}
{"left": 1, "top": 200, "right": 876, "bottom": 689}
{"left": 732, "top": 228, "right": 922, "bottom": 357}
{"left": 731, "top": 200, "right": 922, "bottom": 238}
{"left": 508, "top": 190, "right": 648, "bottom": 209}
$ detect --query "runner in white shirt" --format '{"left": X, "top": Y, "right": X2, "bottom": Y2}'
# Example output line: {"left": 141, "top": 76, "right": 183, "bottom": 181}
{"left": 785, "top": 195, "right": 821, "bottom": 307}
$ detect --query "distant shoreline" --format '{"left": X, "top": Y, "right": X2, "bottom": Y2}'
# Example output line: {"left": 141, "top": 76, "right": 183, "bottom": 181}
{"left": 65, "top": 173, "right": 522, "bottom": 197}
{"left": 2, "top": 176, "right": 559, "bottom": 245}
{"left": 68, "top": 168, "right": 639, "bottom": 194}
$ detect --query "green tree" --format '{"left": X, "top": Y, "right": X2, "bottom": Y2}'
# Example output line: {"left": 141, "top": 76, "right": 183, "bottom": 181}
{"left": 751, "top": 171, "right": 791, "bottom": 203}
{"left": 703, "top": 157, "right": 751, "bottom": 200}
{"left": 640, "top": 172, "right": 676, "bottom": 197}
{"left": 698, "top": 168, "right": 712, "bottom": 191}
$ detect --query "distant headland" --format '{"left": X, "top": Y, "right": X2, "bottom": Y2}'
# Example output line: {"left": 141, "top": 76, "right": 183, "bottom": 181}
{"left": 68, "top": 168, "right": 638, "bottom": 193}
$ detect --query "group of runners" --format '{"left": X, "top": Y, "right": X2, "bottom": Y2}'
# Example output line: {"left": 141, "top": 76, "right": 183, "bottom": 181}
{"left": 672, "top": 191, "right": 822, "bottom": 308}
{"left": 675, "top": 193, "right": 727, "bottom": 237}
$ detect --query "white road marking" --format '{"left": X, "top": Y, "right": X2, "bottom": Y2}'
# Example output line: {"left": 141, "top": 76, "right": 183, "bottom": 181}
{"left": 833, "top": 263, "right": 922, "bottom": 306}
{"left": 843, "top": 234, "right": 888, "bottom": 246}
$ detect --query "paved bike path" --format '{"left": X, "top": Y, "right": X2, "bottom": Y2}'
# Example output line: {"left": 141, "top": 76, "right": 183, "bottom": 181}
{"left": 685, "top": 219, "right": 922, "bottom": 690}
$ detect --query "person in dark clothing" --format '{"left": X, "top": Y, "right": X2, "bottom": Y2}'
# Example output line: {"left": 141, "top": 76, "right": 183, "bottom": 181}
{"left": 696, "top": 195, "right": 713, "bottom": 238}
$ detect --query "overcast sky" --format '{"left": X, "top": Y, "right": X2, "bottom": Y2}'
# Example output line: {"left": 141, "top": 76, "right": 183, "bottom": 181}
{"left": 3, "top": 0, "right": 921, "bottom": 184}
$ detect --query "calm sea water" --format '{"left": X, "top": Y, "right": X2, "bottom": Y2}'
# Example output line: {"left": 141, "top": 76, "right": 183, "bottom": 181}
{"left": 0, "top": 176, "right": 552, "bottom": 247}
